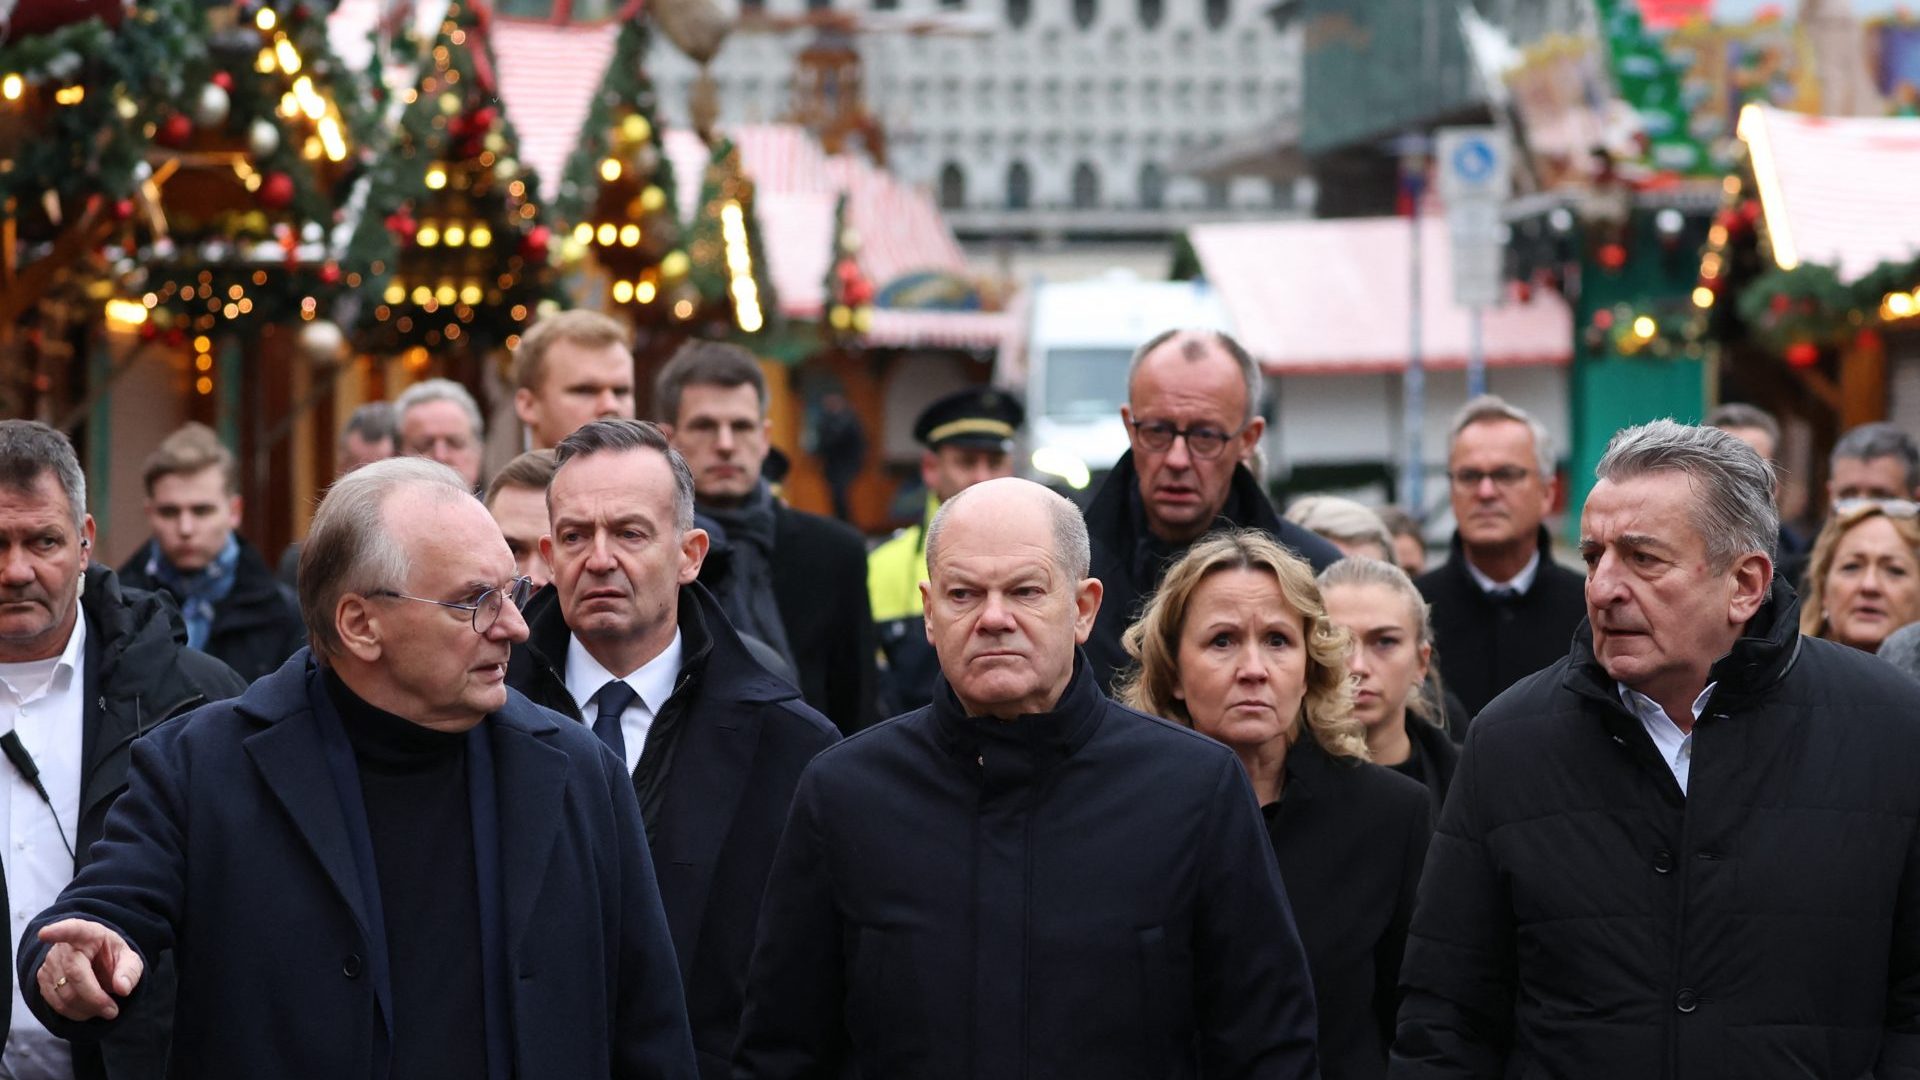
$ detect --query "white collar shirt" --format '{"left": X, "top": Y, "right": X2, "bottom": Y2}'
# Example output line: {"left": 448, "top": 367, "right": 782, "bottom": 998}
{"left": 1467, "top": 546, "right": 1542, "bottom": 597}
{"left": 0, "top": 608, "right": 86, "bottom": 1080}
{"left": 1617, "top": 681, "right": 1716, "bottom": 796}
{"left": 565, "top": 629, "right": 684, "bottom": 775}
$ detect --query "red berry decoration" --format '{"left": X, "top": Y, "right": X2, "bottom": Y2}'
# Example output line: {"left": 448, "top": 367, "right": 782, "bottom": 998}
{"left": 211, "top": 71, "right": 234, "bottom": 91}
{"left": 258, "top": 171, "right": 295, "bottom": 210}
{"left": 520, "top": 225, "right": 551, "bottom": 263}
{"left": 385, "top": 210, "right": 418, "bottom": 245}
{"left": 156, "top": 113, "right": 194, "bottom": 148}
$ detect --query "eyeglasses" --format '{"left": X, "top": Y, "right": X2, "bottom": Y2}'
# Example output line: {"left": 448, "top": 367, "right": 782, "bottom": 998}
{"left": 1836, "top": 498, "right": 1920, "bottom": 519}
{"left": 1129, "top": 420, "right": 1245, "bottom": 460}
{"left": 1448, "top": 466, "right": 1534, "bottom": 491}
{"left": 369, "top": 576, "right": 535, "bottom": 634}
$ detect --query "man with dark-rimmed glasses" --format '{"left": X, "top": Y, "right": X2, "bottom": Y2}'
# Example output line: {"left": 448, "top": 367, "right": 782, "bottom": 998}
{"left": 18, "top": 456, "right": 697, "bottom": 1079}
{"left": 1080, "top": 328, "right": 1342, "bottom": 692}
{"left": 1415, "top": 394, "right": 1587, "bottom": 719}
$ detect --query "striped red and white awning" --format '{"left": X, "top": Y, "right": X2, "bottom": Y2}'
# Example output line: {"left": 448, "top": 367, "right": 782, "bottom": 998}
{"left": 490, "top": 19, "right": 622, "bottom": 202}
{"left": 1738, "top": 105, "right": 1920, "bottom": 283}
{"left": 864, "top": 309, "right": 1014, "bottom": 350}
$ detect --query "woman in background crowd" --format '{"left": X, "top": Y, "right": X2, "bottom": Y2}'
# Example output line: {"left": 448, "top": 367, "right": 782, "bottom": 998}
{"left": 1120, "top": 530, "right": 1430, "bottom": 1080}
{"left": 1800, "top": 500, "right": 1920, "bottom": 653}
{"left": 1284, "top": 496, "right": 1397, "bottom": 565}
{"left": 1320, "top": 557, "right": 1460, "bottom": 813}
{"left": 1375, "top": 506, "right": 1428, "bottom": 576}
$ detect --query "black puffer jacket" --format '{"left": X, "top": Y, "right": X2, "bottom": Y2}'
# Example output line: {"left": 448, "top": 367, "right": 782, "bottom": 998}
{"left": 72, "top": 564, "right": 248, "bottom": 1080}
{"left": 117, "top": 535, "right": 305, "bottom": 684}
{"left": 1392, "top": 580, "right": 1920, "bottom": 1079}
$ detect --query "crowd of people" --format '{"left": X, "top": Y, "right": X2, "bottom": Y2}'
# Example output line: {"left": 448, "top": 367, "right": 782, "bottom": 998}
{"left": 3, "top": 310, "right": 1920, "bottom": 1079}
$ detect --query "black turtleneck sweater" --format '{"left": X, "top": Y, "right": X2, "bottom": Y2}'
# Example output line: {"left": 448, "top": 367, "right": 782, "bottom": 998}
{"left": 326, "top": 673, "right": 486, "bottom": 1080}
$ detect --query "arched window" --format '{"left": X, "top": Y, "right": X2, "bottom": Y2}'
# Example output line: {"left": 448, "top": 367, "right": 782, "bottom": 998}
{"left": 1138, "top": 0, "right": 1163, "bottom": 29}
{"left": 1006, "top": 0, "right": 1031, "bottom": 29}
{"left": 1204, "top": 0, "right": 1229, "bottom": 28}
{"left": 1006, "top": 161, "right": 1033, "bottom": 210}
{"left": 1072, "top": 0, "right": 1097, "bottom": 30}
{"left": 1072, "top": 162, "right": 1101, "bottom": 209}
{"left": 1138, "top": 162, "right": 1166, "bottom": 209}
{"left": 939, "top": 163, "right": 967, "bottom": 210}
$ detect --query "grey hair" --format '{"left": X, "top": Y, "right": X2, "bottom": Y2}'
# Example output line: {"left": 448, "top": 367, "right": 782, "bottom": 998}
{"left": 926, "top": 480, "right": 1092, "bottom": 582}
{"left": 550, "top": 419, "right": 696, "bottom": 532}
{"left": 1284, "top": 496, "right": 1395, "bottom": 564}
{"left": 1704, "top": 402, "right": 1780, "bottom": 455}
{"left": 1831, "top": 421, "right": 1920, "bottom": 491}
{"left": 0, "top": 420, "right": 88, "bottom": 530}
{"left": 339, "top": 401, "right": 397, "bottom": 450}
{"left": 394, "top": 378, "right": 485, "bottom": 441}
{"left": 299, "top": 457, "right": 472, "bottom": 657}
{"left": 1594, "top": 419, "right": 1779, "bottom": 572}
{"left": 1128, "top": 328, "right": 1264, "bottom": 425}
{"left": 1451, "top": 395, "right": 1554, "bottom": 478}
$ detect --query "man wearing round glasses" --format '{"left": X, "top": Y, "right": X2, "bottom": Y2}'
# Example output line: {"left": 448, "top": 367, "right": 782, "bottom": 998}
{"left": 1080, "top": 328, "right": 1341, "bottom": 692}
{"left": 1415, "top": 395, "right": 1587, "bottom": 719}
{"left": 19, "top": 457, "right": 698, "bottom": 1078}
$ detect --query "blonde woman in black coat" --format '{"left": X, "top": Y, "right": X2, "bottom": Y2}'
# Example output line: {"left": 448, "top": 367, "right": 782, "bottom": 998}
{"left": 1122, "top": 529, "right": 1431, "bottom": 1080}
{"left": 1319, "top": 557, "right": 1460, "bottom": 815}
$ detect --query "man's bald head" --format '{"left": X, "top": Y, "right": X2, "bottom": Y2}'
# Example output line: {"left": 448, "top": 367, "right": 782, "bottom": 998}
{"left": 927, "top": 477, "right": 1091, "bottom": 582}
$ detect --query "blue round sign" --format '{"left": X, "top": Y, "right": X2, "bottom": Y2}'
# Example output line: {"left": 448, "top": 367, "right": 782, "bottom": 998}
{"left": 1452, "top": 139, "right": 1496, "bottom": 183}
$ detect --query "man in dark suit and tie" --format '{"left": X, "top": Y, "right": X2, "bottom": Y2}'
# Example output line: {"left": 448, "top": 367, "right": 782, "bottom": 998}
{"left": 503, "top": 418, "right": 839, "bottom": 1079}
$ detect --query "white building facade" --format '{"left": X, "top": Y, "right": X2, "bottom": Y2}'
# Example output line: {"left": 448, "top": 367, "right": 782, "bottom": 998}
{"left": 644, "top": 0, "right": 1304, "bottom": 239}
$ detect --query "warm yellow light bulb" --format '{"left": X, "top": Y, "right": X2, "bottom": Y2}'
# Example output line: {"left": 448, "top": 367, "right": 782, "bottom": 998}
{"left": 612, "top": 280, "right": 635, "bottom": 304}
{"left": 600, "top": 158, "right": 622, "bottom": 182}
{"left": 619, "top": 224, "right": 641, "bottom": 247}
{"left": 256, "top": 7, "right": 277, "bottom": 30}
{"left": 1, "top": 75, "right": 22, "bottom": 101}
{"left": 425, "top": 166, "right": 447, "bottom": 190}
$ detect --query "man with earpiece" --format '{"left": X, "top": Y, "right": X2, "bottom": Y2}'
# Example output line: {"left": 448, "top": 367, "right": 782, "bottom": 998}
{"left": 0, "top": 421, "right": 243, "bottom": 1080}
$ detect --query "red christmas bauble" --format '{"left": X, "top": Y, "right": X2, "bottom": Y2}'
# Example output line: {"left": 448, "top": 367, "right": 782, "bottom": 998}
{"left": 320, "top": 261, "right": 342, "bottom": 285}
{"left": 471, "top": 106, "right": 497, "bottom": 132}
{"left": 1597, "top": 243, "right": 1628, "bottom": 271}
{"left": 521, "top": 225, "right": 551, "bottom": 262}
{"left": 156, "top": 114, "right": 194, "bottom": 148}
{"left": 112, "top": 198, "right": 134, "bottom": 220}
{"left": 258, "top": 172, "right": 295, "bottom": 210}
{"left": 1786, "top": 342, "right": 1820, "bottom": 368}
{"left": 1769, "top": 293, "right": 1791, "bottom": 314}
{"left": 211, "top": 71, "right": 234, "bottom": 92}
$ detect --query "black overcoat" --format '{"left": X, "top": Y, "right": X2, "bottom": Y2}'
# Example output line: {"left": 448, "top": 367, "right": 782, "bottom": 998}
{"left": 1082, "top": 450, "right": 1343, "bottom": 693}
{"left": 1413, "top": 528, "right": 1587, "bottom": 718}
{"left": 1268, "top": 737, "right": 1432, "bottom": 1080}
{"left": 1391, "top": 580, "right": 1920, "bottom": 1079}
{"left": 69, "top": 565, "right": 247, "bottom": 1080}
{"left": 699, "top": 502, "right": 876, "bottom": 734}
{"left": 506, "top": 581, "right": 840, "bottom": 1079}
{"left": 117, "top": 534, "right": 306, "bottom": 684}
{"left": 19, "top": 652, "right": 698, "bottom": 1080}
{"left": 734, "top": 657, "right": 1321, "bottom": 1080}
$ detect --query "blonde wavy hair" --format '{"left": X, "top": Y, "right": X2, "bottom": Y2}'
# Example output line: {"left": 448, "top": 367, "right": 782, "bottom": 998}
{"left": 1119, "top": 529, "right": 1369, "bottom": 762}
{"left": 1800, "top": 500, "right": 1920, "bottom": 640}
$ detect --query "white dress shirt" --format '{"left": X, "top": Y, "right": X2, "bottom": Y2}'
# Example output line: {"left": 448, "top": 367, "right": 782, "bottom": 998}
{"left": 0, "top": 612, "right": 86, "bottom": 1080}
{"left": 565, "top": 629, "right": 684, "bottom": 775}
{"left": 1466, "top": 547, "right": 1542, "bottom": 597}
{"left": 1617, "top": 681, "right": 1716, "bottom": 796}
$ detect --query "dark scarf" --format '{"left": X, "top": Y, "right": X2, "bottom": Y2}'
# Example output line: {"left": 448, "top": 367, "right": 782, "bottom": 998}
{"left": 146, "top": 534, "right": 240, "bottom": 651}
{"left": 701, "top": 480, "right": 796, "bottom": 669}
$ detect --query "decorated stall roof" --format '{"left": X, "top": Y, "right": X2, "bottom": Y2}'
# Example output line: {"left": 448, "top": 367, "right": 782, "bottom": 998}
{"left": 1188, "top": 215, "right": 1573, "bottom": 375}
{"left": 1738, "top": 104, "right": 1920, "bottom": 282}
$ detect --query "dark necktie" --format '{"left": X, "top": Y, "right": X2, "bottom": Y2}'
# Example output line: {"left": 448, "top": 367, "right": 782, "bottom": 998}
{"left": 593, "top": 680, "right": 637, "bottom": 763}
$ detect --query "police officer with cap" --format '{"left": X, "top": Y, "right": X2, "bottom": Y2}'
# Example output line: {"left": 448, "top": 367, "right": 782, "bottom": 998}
{"left": 867, "top": 386, "right": 1025, "bottom": 716}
